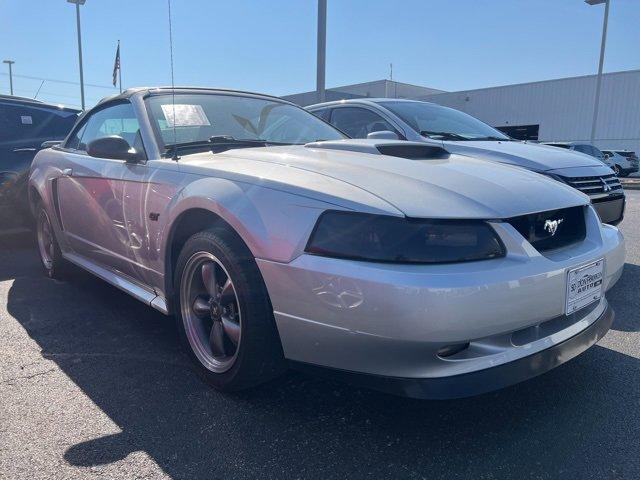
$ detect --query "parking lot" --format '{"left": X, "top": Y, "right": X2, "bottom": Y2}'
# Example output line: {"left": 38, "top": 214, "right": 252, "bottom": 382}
{"left": 0, "top": 192, "right": 638, "bottom": 480}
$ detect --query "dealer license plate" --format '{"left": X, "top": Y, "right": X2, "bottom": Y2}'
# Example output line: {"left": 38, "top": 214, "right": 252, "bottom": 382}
{"left": 566, "top": 259, "right": 604, "bottom": 315}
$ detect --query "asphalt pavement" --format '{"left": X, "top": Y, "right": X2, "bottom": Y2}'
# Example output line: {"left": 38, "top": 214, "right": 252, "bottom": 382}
{"left": 1, "top": 192, "right": 639, "bottom": 480}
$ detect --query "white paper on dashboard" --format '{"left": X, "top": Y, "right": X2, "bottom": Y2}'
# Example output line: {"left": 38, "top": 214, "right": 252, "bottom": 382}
{"left": 161, "top": 104, "right": 211, "bottom": 127}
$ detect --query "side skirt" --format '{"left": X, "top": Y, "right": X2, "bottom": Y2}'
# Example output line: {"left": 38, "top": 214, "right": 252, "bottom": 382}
{"left": 63, "top": 252, "right": 169, "bottom": 315}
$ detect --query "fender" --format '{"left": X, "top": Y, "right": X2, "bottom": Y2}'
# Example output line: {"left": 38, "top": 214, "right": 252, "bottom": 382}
{"left": 157, "top": 175, "right": 341, "bottom": 308}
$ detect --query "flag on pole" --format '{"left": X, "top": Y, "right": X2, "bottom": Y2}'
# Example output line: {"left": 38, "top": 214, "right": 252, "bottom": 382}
{"left": 112, "top": 41, "right": 120, "bottom": 87}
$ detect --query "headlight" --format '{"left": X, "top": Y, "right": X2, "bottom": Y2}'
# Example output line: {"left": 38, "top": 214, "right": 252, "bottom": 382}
{"left": 305, "top": 211, "right": 505, "bottom": 264}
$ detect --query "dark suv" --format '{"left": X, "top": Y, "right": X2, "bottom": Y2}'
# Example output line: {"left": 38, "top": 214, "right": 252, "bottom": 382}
{"left": 0, "top": 95, "right": 79, "bottom": 228}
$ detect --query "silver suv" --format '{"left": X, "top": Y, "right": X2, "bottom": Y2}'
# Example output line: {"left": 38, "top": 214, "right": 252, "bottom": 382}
{"left": 602, "top": 150, "right": 639, "bottom": 177}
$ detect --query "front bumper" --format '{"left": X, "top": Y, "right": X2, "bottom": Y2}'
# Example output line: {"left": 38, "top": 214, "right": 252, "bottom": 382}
{"left": 258, "top": 206, "right": 624, "bottom": 396}
{"left": 292, "top": 302, "right": 614, "bottom": 399}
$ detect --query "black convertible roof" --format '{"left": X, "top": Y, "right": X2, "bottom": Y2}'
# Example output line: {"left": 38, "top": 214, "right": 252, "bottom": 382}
{"left": 97, "top": 86, "right": 293, "bottom": 106}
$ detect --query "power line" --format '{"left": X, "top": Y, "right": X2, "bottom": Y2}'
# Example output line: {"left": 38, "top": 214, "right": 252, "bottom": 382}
{"left": 0, "top": 72, "right": 116, "bottom": 90}
{"left": 12, "top": 88, "right": 102, "bottom": 102}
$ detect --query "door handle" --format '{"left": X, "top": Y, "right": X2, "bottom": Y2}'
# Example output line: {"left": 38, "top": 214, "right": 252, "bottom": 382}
{"left": 61, "top": 168, "right": 73, "bottom": 177}
{"left": 13, "top": 147, "right": 37, "bottom": 153}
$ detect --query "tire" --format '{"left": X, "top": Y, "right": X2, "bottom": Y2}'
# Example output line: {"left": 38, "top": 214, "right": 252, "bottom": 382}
{"left": 35, "top": 202, "right": 67, "bottom": 279}
{"left": 174, "top": 226, "right": 286, "bottom": 391}
{"left": 613, "top": 165, "right": 621, "bottom": 176}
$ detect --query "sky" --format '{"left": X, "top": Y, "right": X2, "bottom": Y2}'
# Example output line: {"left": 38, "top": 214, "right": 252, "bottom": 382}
{"left": 0, "top": 0, "right": 638, "bottom": 109}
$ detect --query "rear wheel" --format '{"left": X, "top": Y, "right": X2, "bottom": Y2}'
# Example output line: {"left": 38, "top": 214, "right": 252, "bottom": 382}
{"left": 36, "top": 203, "right": 67, "bottom": 279}
{"left": 174, "top": 227, "right": 285, "bottom": 391}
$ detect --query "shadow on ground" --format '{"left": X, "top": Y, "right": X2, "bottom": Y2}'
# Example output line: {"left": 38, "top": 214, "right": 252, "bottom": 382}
{"left": 2, "top": 233, "right": 639, "bottom": 479}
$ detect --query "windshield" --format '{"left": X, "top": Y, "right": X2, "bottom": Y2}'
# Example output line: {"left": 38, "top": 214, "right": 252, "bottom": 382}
{"left": 146, "top": 93, "right": 345, "bottom": 149}
{"left": 380, "top": 101, "right": 510, "bottom": 141}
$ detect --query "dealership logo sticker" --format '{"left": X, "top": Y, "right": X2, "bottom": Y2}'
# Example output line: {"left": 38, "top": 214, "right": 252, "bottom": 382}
{"left": 543, "top": 218, "right": 563, "bottom": 236}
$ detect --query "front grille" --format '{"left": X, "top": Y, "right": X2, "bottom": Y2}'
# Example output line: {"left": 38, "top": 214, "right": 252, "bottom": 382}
{"left": 563, "top": 173, "right": 623, "bottom": 198}
{"left": 507, "top": 206, "right": 586, "bottom": 252}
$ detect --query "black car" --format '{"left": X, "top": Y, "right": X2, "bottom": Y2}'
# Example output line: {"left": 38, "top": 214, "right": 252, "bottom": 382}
{"left": 0, "top": 95, "right": 79, "bottom": 228}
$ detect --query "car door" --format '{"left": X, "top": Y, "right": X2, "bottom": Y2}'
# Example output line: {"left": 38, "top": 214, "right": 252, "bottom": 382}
{"left": 0, "top": 103, "right": 26, "bottom": 213}
{"left": 55, "top": 101, "right": 149, "bottom": 280}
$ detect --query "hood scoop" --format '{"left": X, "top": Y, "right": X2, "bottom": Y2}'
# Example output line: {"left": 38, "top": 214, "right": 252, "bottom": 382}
{"left": 305, "top": 139, "right": 449, "bottom": 160}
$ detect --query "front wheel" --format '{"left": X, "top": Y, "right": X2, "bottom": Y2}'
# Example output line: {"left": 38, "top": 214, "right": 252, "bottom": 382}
{"left": 174, "top": 227, "right": 285, "bottom": 391}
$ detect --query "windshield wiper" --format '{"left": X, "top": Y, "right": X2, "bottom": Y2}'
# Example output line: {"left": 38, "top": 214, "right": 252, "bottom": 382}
{"left": 208, "top": 135, "right": 270, "bottom": 152}
{"left": 462, "top": 135, "right": 512, "bottom": 142}
{"left": 164, "top": 136, "right": 293, "bottom": 157}
{"left": 419, "top": 130, "right": 471, "bottom": 141}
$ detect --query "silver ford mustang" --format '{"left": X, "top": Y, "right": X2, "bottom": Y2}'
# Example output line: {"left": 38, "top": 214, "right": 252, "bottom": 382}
{"left": 29, "top": 87, "right": 625, "bottom": 399}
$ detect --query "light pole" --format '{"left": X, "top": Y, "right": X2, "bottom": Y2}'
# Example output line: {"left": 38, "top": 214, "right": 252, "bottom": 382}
{"left": 585, "top": 0, "right": 610, "bottom": 145}
{"left": 2, "top": 60, "right": 14, "bottom": 95}
{"left": 316, "top": 0, "right": 327, "bottom": 103}
{"left": 68, "top": 0, "right": 86, "bottom": 110}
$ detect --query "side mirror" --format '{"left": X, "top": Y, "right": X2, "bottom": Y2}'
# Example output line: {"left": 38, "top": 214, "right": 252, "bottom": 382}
{"left": 367, "top": 130, "right": 399, "bottom": 140}
{"left": 86, "top": 136, "right": 139, "bottom": 162}
{"left": 41, "top": 140, "right": 62, "bottom": 149}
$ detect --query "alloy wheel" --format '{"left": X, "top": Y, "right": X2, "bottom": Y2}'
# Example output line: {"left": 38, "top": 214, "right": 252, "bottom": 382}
{"left": 180, "top": 252, "right": 242, "bottom": 373}
{"left": 36, "top": 209, "right": 55, "bottom": 271}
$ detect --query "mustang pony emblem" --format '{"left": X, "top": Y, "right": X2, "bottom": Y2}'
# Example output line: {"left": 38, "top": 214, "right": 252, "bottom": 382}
{"left": 543, "top": 219, "right": 563, "bottom": 236}
{"left": 600, "top": 178, "right": 612, "bottom": 193}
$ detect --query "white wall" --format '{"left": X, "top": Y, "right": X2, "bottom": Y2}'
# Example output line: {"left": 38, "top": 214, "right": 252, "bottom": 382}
{"left": 423, "top": 70, "right": 640, "bottom": 153}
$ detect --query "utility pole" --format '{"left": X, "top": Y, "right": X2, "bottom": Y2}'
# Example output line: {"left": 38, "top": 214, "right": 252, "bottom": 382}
{"left": 3, "top": 60, "right": 15, "bottom": 95}
{"left": 316, "top": 0, "right": 327, "bottom": 103}
{"left": 585, "top": 0, "right": 611, "bottom": 145}
{"left": 68, "top": 0, "right": 87, "bottom": 110}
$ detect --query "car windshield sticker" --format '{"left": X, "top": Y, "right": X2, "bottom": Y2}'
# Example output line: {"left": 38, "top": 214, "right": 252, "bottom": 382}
{"left": 20, "top": 115, "right": 33, "bottom": 125}
{"left": 160, "top": 104, "right": 211, "bottom": 127}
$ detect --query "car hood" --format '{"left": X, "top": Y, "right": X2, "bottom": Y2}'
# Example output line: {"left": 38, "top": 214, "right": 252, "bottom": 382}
{"left": 180, "top": 140, "right": 588, "bottom": 219}
{"left": 441, "top": 140, "right": 605, "bottom": 171}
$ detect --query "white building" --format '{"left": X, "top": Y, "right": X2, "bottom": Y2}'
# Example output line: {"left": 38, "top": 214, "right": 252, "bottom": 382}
{"left": 283, "top": 69, "right": 640, "bottom": 153}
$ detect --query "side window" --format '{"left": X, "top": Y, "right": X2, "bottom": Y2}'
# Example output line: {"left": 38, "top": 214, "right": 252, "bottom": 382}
{"left": 592, "top": 147, "right": 604, "bottom": 158}
{"left": 574, "top": 145, "right": 590, "bottom": 155}
{"left": 68, "top": 102, "right": 142, "bottom": 154}
{"left": 0, "top": 104, "right": 78, "bottom": 144}
{"left": 42, "top": 109, "right": 80, "bottom": 139}
{"left": 330, "top": 107, "right": 397, "bottom": 139}
{"left": 65, "top": 122, "right": 87, "bottom": 150}
{"left": 311, "top": 108, "right": 331, "bottom": 122}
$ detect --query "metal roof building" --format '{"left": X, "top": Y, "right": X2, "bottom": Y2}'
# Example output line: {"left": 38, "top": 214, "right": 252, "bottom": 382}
{"left": 283, "top": 69, "right": 640, "bottom": 153}
{"left": 283, "top": 79, "right": 444, "bottom": 108}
